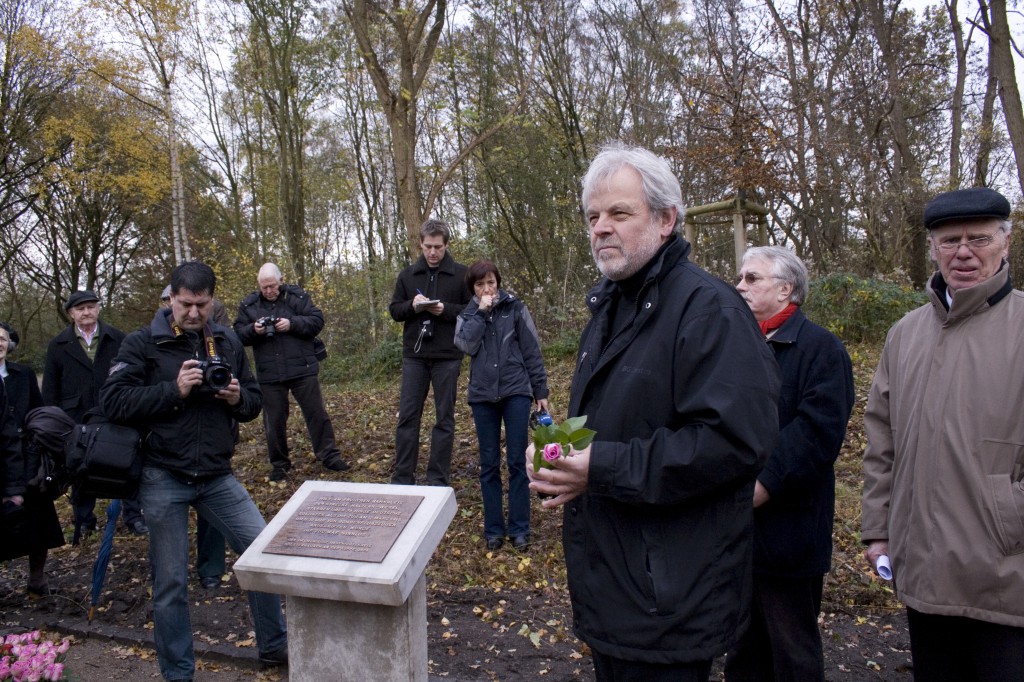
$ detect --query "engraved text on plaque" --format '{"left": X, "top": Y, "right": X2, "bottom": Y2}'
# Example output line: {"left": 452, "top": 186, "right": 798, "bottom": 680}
{"left": 264, "top": 491, "right": 424, "bottom": 563}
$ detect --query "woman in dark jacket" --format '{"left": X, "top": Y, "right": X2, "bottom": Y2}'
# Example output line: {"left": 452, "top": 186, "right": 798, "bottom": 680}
{"left": 455, "top": 260, "right": 549, "bottom": 551}
{"left": 0, "top": 321, "right": 66, "bottom": 595}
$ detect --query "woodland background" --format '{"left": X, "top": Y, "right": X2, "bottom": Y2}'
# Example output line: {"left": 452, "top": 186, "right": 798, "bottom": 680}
{"left": 0, "top": 0, "right": 1022, "bottom": 368}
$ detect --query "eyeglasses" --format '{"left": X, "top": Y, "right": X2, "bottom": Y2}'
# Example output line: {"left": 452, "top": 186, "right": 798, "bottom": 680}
{"left": 935, "top": 232, "right": 1001, "bottom": 252}
{"left": 734, "top": 273, "right": 778, "bottom": 286}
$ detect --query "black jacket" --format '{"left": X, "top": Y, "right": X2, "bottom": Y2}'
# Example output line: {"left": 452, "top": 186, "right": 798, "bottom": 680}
{"left": 755, "top": 307, "right": 854, "bottom": 577}
{"left": 2, "top": 361, "right": 42, "bottom": 493}
{"left": 4, "top": 361, "right": 42, "bottom": 439}
{"left": 234, "top": 284, "right": 324, "bottom": 384}
{"left": 454, "top": 291, "right": 549, "bottom": 404}
{"left": 100, "top": 308, "right": 261, "bottom": 480}
{"left": 563, "top": 236, "right": 780, "bottom": 663}
{"left": 0, "top": 379, "right": 23, "bottom": 498}
{"left": 389, "top": 251, "right": 471, "bottom": 360}
{"left": 42, "top": 322, "right": 125, "bottom": 421}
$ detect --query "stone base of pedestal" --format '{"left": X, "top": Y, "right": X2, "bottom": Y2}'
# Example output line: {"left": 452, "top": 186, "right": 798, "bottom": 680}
{"left": 287, "top": 574, "right": 427, "bottom": 681}
{"left": 234, "top": 482, "right": 456, "bottom": 682}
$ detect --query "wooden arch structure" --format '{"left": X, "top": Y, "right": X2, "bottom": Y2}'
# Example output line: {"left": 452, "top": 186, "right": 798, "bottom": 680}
{"left": 682, "top": 191, "right": 770, "bottom": 270}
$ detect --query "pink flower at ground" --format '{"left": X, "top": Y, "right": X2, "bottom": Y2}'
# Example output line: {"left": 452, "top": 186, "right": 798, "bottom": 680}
{"left": 542, "top": 443, "right": 563, "bottom": 463}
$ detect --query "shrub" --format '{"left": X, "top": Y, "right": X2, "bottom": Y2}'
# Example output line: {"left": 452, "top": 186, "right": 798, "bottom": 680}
{"left": 805, "top": 273, "right": 928, "bottom": 344}
{"left": 544, "top": 327, "right": 582, "bottom": 360}
{"left": 321, "top": 333, "right": 403, "bottom": 386}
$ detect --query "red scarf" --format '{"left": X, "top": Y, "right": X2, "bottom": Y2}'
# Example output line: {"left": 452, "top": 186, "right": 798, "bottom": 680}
{"left": 759, "top": 302, "right": 798, "bottom": 336}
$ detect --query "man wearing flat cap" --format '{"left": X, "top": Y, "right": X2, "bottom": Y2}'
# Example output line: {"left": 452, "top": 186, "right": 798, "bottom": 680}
{"left": 862, "top": 187, "right": 1024, "bottom": 679}
{"left": 42, "top": 290, "right": 145, "bottom": 542}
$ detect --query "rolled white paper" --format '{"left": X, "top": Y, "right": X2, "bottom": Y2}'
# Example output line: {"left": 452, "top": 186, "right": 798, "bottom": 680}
{"left": 876, "top": 554, "right": 893, "bottom": 580}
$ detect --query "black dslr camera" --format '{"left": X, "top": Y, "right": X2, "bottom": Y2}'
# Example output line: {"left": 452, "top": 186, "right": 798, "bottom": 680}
{"left": 257, "top": 316, "right": 281, "bottom": 337}
{"left": 197, "top": 356, "right": 233, "bottom": 392}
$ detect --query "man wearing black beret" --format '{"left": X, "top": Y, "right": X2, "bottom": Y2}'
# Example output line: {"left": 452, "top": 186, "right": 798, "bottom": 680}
{"left": 42, "top": 289, "right": 146, "bottom": 542}
{"left": 862, "top": 187, "right": 1024, "bottom": 679}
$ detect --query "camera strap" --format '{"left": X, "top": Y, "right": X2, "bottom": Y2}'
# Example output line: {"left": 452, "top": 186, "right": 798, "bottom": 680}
{"left": 170, "top": 320, "right": 220, "bottom": 359}
{"left": 203, "top": 327, "right": 218, "bottom": 358}
{"left": 414, "top": 322, "right": 428, "bottom": 354}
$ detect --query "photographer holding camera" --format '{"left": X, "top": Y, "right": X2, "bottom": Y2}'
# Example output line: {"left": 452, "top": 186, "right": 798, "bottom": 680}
{"left": 101, "top": 261, "right": 288, "bottom": 681}
{"left": 389, "top": 219, "right": 472, "bottom": 486}
{"left": 234, "top": 263, "right": 348, "bottom": 480}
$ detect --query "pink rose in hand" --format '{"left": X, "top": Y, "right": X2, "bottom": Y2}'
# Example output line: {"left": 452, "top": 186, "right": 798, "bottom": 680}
{"left": 542, "top": 442, "right": 563, "bottom": 463}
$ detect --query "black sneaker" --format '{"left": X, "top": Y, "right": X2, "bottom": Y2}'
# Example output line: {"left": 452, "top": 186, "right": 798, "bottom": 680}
{"left": 127, "top": 520, "right": 149, "bottom": 535}
{"left": 259, "top": 646, "right": 289, "bottom": 666}
{"left": 323, "top": 458, "right": 351, "bottom": 472}
{"left": 269, "top": 468, "right": 289, "bottom": 482}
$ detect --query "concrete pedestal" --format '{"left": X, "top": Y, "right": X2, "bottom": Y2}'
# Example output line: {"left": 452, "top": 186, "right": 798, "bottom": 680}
{"left": 234, "top": 481, "right": 456, "bottom": 681}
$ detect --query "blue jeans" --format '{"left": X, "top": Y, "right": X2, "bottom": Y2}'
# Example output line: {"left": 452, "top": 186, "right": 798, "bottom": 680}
{"left": 471, "top": 396, "right": 531, "bottom": 539}
{"left": 140, "top": 467, "right": 287, "bottom": 681}
{"left": 393, "top": 358, "right": 462, "bottom": 485}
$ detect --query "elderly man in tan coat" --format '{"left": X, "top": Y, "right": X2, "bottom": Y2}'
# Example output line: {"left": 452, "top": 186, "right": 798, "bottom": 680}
{"left": 862, "top": 187, "right": 1024, "bottom": 681}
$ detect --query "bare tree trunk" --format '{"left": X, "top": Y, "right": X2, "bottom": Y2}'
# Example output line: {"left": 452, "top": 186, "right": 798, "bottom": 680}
{"left": 164, "top": 84, "right": 189, "bottom": 264}
{"left": 345, "top": 0, "right": 445, "bottom": 258}
{"left": 345, "top": 0, "right": 530, "bottom": 259}
{"left": 975, "top": 68, "right": 999, "bottom": 185}
{"left": 865, "top": 0, "right": 928, "bottom": 285}
{"left": 986, "top": 0, "right": 1024, "bottom": 195}
{"left": 946, "top": 0, "right": 967, "bottom": 185}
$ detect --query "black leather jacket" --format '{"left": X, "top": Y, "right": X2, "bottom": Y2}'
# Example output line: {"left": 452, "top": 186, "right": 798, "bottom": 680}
{"left": 101, "top": 308, "right": 261, "bottom": 480}
{"left": 234, "top": 284, "right": 324, "bottom": 384}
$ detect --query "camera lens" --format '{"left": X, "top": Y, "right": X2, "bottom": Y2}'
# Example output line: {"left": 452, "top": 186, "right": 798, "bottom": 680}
{"left": 205, "top": 365, "right": 232, "bottom": 391}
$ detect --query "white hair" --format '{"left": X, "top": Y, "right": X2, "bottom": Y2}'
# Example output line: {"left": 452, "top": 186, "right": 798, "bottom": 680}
{"left": 258, "top": 263, "right": 283, "bottom": 282}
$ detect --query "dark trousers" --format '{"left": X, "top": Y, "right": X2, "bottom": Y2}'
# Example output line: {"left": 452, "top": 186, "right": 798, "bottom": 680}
{"left": 72, "top": 487, "right": 144, "bottom": 532}
{"left": 591, "top": 650, "right": 711, "bottom": 682}
{"left": 392, "top": 357, "right": 461, "bottom": 486}
{"left": 195, "top": 513, "right": 226, "bottom": 579}
{"left": 471, "top": 396, "right": 531, "bottom": 539}
{"left": 907, "top": 607, "right": 1024, "bottom": 681}
{"left": 262, "top": 374, "right": 341, "bottom": 470}
{"left": 724, "top": 573, "right": 825, "bottom": 682}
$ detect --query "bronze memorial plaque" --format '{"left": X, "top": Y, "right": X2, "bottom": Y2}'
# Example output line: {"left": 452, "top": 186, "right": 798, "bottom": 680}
{"left": 264, "top": 491, "right": 424, "bottom": 563}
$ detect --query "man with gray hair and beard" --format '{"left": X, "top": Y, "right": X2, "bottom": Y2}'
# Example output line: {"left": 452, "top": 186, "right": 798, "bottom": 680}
{"left": 527, "top": 143, "right": 780, "bottom": 681}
